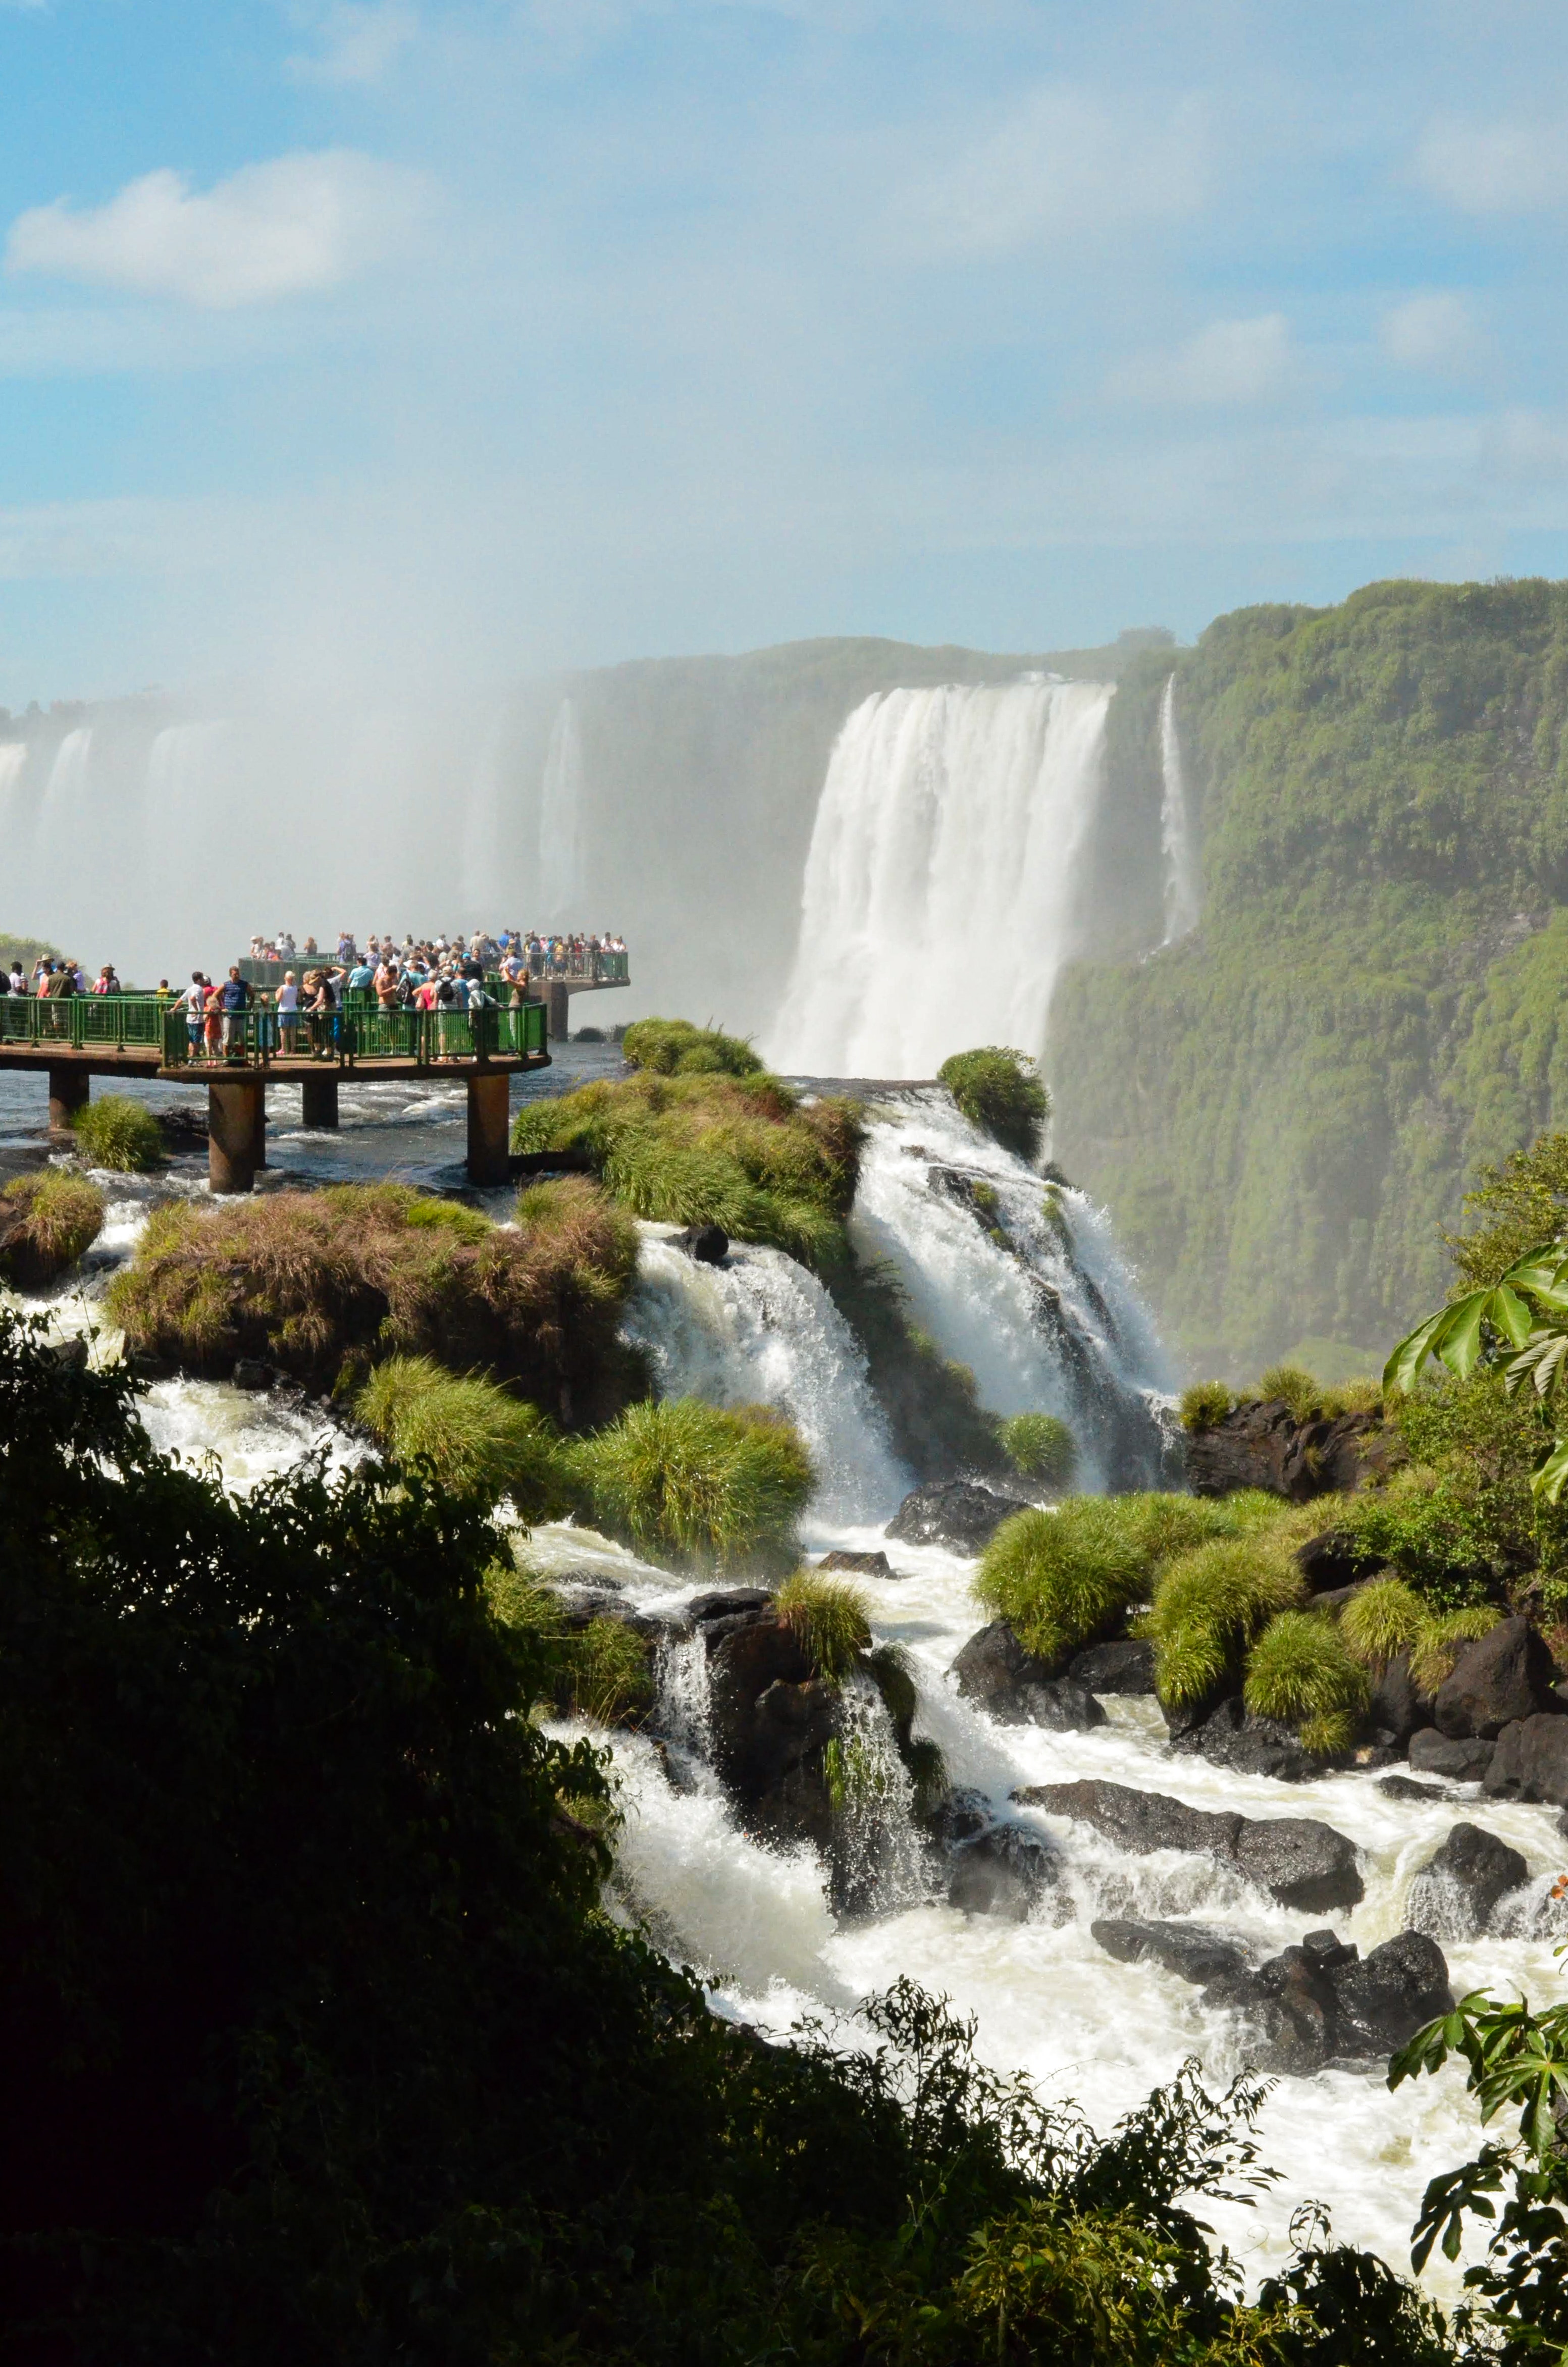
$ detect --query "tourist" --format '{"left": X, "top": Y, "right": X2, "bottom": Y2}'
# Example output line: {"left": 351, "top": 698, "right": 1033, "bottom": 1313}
{"left": 305, "top": 967, "right": 339, "bottom": 1059}
{"left": 276, "top": 969, "right": 301, "bottom": 1053}
{"left": 7, "top": 961, "right": 26, "bottom": 995}
{"left": 178, "top": 973, "right": 205, "bottom": 1061}
{"left": 92, "top": 963, "right": 119, "bottom": 995}
{"left": 221, "top": 967, "right": 251, "bottom": 1060}
{"left": 346, "top": 951, "right": 376, "bottom": 1001}
{"left": 155, "top": 978, "right": 172, "bottom": 1005}
{"left": 202, "top": 978, "right": 224, "bottom": 1062}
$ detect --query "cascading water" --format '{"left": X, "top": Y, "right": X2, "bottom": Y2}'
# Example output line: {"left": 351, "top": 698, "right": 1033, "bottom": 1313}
{"left": 1159, "top": 674, "right": 1201, "bottom": 945}
{"left": 766, "top": 679, "right": 1112, "bottom": 1077}
{"left": 538, "top": 697, "right": 585, "bottom": 921}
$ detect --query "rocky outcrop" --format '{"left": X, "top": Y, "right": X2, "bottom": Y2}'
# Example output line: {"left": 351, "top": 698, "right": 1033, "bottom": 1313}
{"left": 1169, "top": 1697, "right": 1323, "bottom": 1782}
{"left": 817, "top": 1549, "right": 897, "bottom": 1577}
{"left": 1370, "top": 1655, "right": 1433, "bottom": 1749}
{"left": 886, "top": 1480, "right": 1022, "bottom": 1553}
{"left": 1409, "top": 1729, "right": 1496, "bottom": 1782}
{"left": 674, "top": 1222, "right": 729, "bottom": 1264}
{"left": 1091, "top": 1917, "right": 1252, "bottom": 1984}
{"left": 1434, "top": 1618, "right": 1560, "bottom": 1740}
{"left": 1377, "top": 1773, "right": 1445, "bottom": 1803}
{"left": 1068, "top": 1639, "right": 1156, "bottom": 1695}
{"left": 1407, "top": 1822, "right": 1530, "bottom": 1939}
{"left": 1202, "top": 1928, "right": 1453, "bottom": 2075}
{"left": 951, "top": 1623, "right": 1106, "bottom": 1730}
{"left": 706, "top": 1609, "right": 839, "bottom": 1844}
{"left": 947, "top": 1821, "right": 1062, "bottom": 1920}
{"left": 1013, "top": 1778, "right": 1364, "bottom": 1911}
{"left": 1483, "top": 1713, "right": 1568, "bottom": 1806}
{"left": 1184, "top": 1400, "right": 1391, "bottom": 1503}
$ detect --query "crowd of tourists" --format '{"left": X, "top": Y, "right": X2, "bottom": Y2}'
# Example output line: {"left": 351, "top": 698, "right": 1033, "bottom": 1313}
{"left": 245, "top": 927, "right": 626, "bottom": 981}
{"left": 7, "top": 957, "right": 124, "bottom": 998}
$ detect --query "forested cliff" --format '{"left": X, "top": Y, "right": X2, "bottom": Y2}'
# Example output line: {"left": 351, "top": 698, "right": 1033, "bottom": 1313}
{"left": 1051, "top": 578, "right": 1568, "bottom": 1380}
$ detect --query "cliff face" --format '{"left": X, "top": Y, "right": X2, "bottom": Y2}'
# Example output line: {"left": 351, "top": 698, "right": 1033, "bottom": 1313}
{"left": 1049, "top": 579, "right": 1568, "bottom": 1381}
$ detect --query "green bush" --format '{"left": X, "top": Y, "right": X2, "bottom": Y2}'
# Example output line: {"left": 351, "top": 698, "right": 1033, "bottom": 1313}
{"left": 1409, "top": 1605, "right": 1503, "bottom": 1695}
{"left": 0, "top": 1169, "right": 105, "bottom": 1288}
{"left": 1256, "top": 1363, "right": 1321, "bottom": 1421}
{"left": 356, "top": 1355, "right": 571, "bottom": 1516}
{"left": 999, "top": 1411, "right": 1076, "bottom": 1487}
{"left": 70, "top": 1092, "right": 165, "bottom": 1173}
{"left": 1179, "top": 1380, "right": 1233, "bottom": 1432}
{"left": 574, "top": 1396, "right": 814, "bottom": 1571}
{"left": 776, "top": 1569, "right": 872, "bottom": 1681}
{"left": 1340, "top": 1575, "right": 1427, "bottom": 1671}
{"left": 622, "top": 1017, "right": 764, "bottom": 1077}
{"left": 1147, "top": 1535, "right": 1306, "bottom": 1709}
{"left": 1243, "top": 1609, "right": 1371, "bottom": 1755}
{"left": 936, "top": 1046, "right": 1050, "bottom": 1162}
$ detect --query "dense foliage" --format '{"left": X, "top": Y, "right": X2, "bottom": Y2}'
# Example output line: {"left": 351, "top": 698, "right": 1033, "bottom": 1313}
{"left": 70, "top": 1093, "right": 165, "bottom": 1173}
{"left": 621, "top": 1017, "right": 764, "bottom": 1076}
{"left": 0, "top": 1168, "right": 104, "bottom": 1287}
{"left": 1052, "top": 578, "right": 1568, "bottom": 1375}
{"left": 571, "top": 1393, "right": 815, "bottom": 1570}
{"left": 937, "top": 1045, "right": 1050, "bottom": 1162}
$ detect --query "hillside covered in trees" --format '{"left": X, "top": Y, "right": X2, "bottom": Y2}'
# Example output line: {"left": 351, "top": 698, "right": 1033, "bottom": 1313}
{"left": 1051, "top": 578, "right": 1568, "bottom": 1379}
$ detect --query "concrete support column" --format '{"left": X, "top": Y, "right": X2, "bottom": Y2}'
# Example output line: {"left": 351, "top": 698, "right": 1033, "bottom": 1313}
{"left": 47, "top": 1065, "right": 90, "bottom": 1134}
{"left": 208, "top": 1078, "right": 263, "bottom": 1194}
{"left": 547, "top": 980, "right": 570, "bottom": 1042}
{"left": 466, "top": 1071, "right": 511, "bottom": 1186}
{"left": 301, "top": 1075, "right": 339, "bottom": 1129}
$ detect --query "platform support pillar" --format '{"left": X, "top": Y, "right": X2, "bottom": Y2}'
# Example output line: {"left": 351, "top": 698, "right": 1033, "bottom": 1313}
{"left": 48, "top": 1065, "right": 89, "bottom": 1135}
{"left": 466, "top": 1071, "right": 511, "bottom": 1186}
{"left": 301, "top": 1075, "right": 339, "bottom": 1129}
{"left": 547, "top": 980, "right": 570, "bottom": 1042}
{"left": 208, "top": 1079, "right": 263, "bottom": 1194}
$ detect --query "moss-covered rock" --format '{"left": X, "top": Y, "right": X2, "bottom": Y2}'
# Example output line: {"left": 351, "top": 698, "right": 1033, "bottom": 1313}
{"left": 0, "top": 1170, "right": 106, "bottom": 1288}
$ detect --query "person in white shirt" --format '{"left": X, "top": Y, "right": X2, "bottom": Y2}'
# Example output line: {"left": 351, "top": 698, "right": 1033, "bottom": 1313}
{"left": 276, "top": 970, "right": 301, "bottom": 1055}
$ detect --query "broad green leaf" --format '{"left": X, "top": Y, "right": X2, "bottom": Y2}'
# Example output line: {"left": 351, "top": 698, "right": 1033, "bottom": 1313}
{"left": 1505, "top": 1328, "right": 1568, "bottom": 1403}
{"left": 1531, "top": 1437, "right": 1568, "bottom": 1505}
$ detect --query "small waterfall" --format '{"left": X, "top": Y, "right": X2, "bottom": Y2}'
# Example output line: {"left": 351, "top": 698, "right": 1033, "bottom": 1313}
{"left": 851, "top": 1092, "right": 1174, "bottom": 1490}
{"left": 766, "top": 679, "right": 1112, "bottom": 1077}
{"left": 828, "top": 1668, "right": 927, "bottom": 1916}
{"left": 538, "top": 697, "right": 584, "bottom": 922}
{"left": 0, "top": 741, "right": 26, "bottom": 835}
{"left": 1158, "top": 676, "right": 1200, "bottom": 945}
{"left": 655, "top": 1628, "right": 713, "bottom": 1757}
{"left": 622, "top": 1231, "right": 909, "bottom": 1526}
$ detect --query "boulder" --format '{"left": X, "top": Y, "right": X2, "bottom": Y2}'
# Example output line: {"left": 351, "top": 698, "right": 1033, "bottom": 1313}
{"left": 1202, "top": 1928, "right": 1454, "bottom": 2075}
{"left": 1068, "top": 1639, "right": 1156, "bottom": 1695}
{"left": 948, "top": 1822, "right": 1061, "bottom": 1920}
{"left": 232, "top": 1357, "right": 271, "bottom": 1390}
{"left": 1409, "top": 1729, "right": 1496, "bottom": 1782}
{"left": 1185, "top": 1401, "right": 1389, "bottom": 1504}
{"left": 707, "top": 1614, "right": 817, "bottom": 1802}
{"left": 1329, "top": 1931, "right": 1455, "bottom": 2058}
{"left": 1377, "top": 1773, "right": 1446, "bottom": 1803}
{"left": 951, "top": 1622, "right": 1106, "bottom": 1729}
{"left": 1296, "top": 1531, "right": 1380, "bottom": 1594}
{"left": 926, "top": 1786, "right": 990, "bottom": 1848}
{"left": 817, "top": 1549, "right": 896, "bottom": 1577}
{"left": 1434, "top": 1618, "right": 1559, "bottom": 1740}
{"left": 1090, "top": 1917, "right": 1252, "bottom": 1985}
{"left": 1370, "top": 1654, "right": 1432, "bottom": 1749}
{"left": 1171, "top": 1696, "right": 1323, "bottom": 1782}
{"left": 1483, "top": 1714, "right": 1568, "bottom": 1807}
{"left": 886, "top": 1480, "right": 1021, "bottom": 1554}
{"left": 1407, "top": 1822, "right": 1530, "bottom": 1939}
{"left": 1015, "top": 1778, "right": 1363, "bottom": 1911}
{"left": 674, "top": 1223, "right": 729, "bottom": 1264}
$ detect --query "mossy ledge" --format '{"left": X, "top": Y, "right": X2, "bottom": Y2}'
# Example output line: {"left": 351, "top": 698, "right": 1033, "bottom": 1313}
{"left": 0, "top": 1169, "right": 106, "bottom": 1289}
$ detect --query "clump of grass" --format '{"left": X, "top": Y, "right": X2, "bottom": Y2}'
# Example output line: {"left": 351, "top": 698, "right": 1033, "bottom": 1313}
{"left": 511, "top": 1070, "right": 862, "bottom": 1270}
{"left": 1179, "top": 1380, "right": 1233, "bottom": 1432}
{"left": 356, "top": 1355, "right": 571, "bottom": 1517}
{"left": 936, "top": 1047, "right": 1050, "bottom": 1163}
{"left": 0, "top": 1170, "right": 106, "bottom": 1288}
{"left": 1257, "top": 1363, "right": 1321, "bottom": 1422}
{"left": 1147, "top": 1536, "right": 1306, "bottom": 1709}
{"left": 1000, "top": 1411, "right": 1076, "bottom": 1488}
{"left": 70, "top": 1094, "right": 165, "bottom": 1173}
{"left": 1340, "top": 1575, "right": 1427, "bottom": 1672}
{"left": 573, "top": 1396, "right": 813, "bottom": 1572}
{"left": 1243, "top": 1609, "right": 1371, "bottom": 1755}
{"left": 1319, "top": 1375, "right": 1383, "bottom": 1418}
{"left": 484, "top": 1564, "right": 652, "bottom": 1725}
{"left": 622, "top": 1018, "right": 763, "bottom": 1077}
{"left": 1409, "top": 1605, "right": 1503, "bottom": 1696}
{"left": 776, "top": 1569, "right": 872, "bottom": 1682}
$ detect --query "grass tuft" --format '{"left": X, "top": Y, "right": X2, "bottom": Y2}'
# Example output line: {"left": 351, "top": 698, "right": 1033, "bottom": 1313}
{"left": 999, "top": 1411, "right": 1076, "bottom": 1487}
{"left": 622, "top": 1018, "right": 764, "bottom": 1077}
{"left": 1339, "top": 1575, "right": 1427, "bottom": 1672}
{"left": 0, "top": 1170, "right": 106, "bottom": 1288}
{"left": 1409, "top": 1605, "right": 1503, "bottom": 1696}
{"left": 776, "top": 1570, "right": 872, "bottom": 1683}
{"left": 1243, "top": 1609, "right": 1370, "bottom": 1754}
{"left": 572, "top": 1396, "right": 813, "bottom": 1572}
{"left": 1147, "top": 1535, "right": 1306, "bottom": 1709}
{"left": 70, "top": 1094, "right": 165, "bottom": 1173}
{"left": 936, "top": 1047, "right": 1050, "bottom": 1163}
{"left": 1256, "top": 1364, "right": 1321, "bottom": 1422}
{"left": 976, "top": 1500, "right": 1145, "bottom": 1668}
{"left": 1179, "top": 1380, "right": 1234, "bottom": 1432}
{"left": 356, "top": 1355, "right": 571, "bottom": 1517}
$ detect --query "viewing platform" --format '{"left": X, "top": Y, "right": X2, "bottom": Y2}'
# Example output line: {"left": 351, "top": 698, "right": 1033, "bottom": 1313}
{"left": 238, "top": 952, "right": 630, "bottom": 1042}
{"left": 0, "top": 995, "right": 550, "bottom": 1193}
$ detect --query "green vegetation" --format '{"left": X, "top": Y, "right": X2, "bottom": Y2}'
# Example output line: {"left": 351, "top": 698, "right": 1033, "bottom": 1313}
{"left": 0, "top": 928, "right": 62, "bottom": 974}
{"left": 70, "top": 1092, "right": 164, "bottom": 1172}
{"left": 486, "top": 1565, "right": 655, "bottom": 1726}
{"left": 511, "top": 1067, "right": 862, "bottom": 1268}
{"left": 1446, "top": 1130, "right": 1568, "bottom": 1289}
{"left": 775, "top": 1568, "right": 872, "bottom": 1680}
{"left": 1000, "top": 1409, "right": 1076, "bottom": 1487}
{"left": 1242, "top": 1609, "right": 1371, "bottom": 1755}
{"left": 1340, "top": 1574, "right": 1427, "bottom": 1671}
{"left": 622, "top": 1016, "right": 764, "bottom": 1076}
{"left": 1051, "top": 578, "right": 1568, "bottom": 1373}
{"left": 937, "top": 1045, "right": 1050, "bottom": 1162}
{"left": 107, "top": 1176, "right": 640, "bottom": 1416}
{"left": 1146, "top": 1534, "right": 1307, "bottom": 1709}
{"left": 357, "top": 1355, "right": 571, "bottom": 1517}
{"left": 1180, "top": 1379, "right": 1234, "bottom": 1431}
{"left": 0, "top": 1168, "right": 104, "bottom": 1288}
{"left": 1409, "top": 1604, "right": 1504, "bottom": 1695}
{"left": 573, "top": 1395, "right": 813, "bottom": 1571}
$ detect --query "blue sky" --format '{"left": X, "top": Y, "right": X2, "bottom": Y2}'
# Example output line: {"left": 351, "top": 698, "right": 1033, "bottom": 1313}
{"left": 4, "top": 0, "right": 1568, "bottom": 700}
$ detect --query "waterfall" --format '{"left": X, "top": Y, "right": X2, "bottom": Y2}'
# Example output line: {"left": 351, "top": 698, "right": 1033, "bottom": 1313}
{"left": 851, "top": 1091, "right": 1175, "bottom": 1491}
{"left": 766, "top": 679, "right": 1113, "bottom": 1078}
{"left": 621, "top": 1230, "right": 910, "bottom": 1528}
{"left": 1158, "top": 676, "right": 1200, "bottom": 945}
{"left": 538, "top": 697, "right": 584, "bottom": 922}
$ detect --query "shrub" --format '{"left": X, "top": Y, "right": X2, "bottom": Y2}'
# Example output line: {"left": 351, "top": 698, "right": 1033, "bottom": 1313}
{"left": 1340, "top": 1575, "right": 1427, "bottom": 1671}
{"left": 70, "top": 1092, "right": 165, "bottom": 1173}
{"left": 1257, "top": 1363, "right": 1321, "bottom": 1422}
{"left": 936, "top": 1046, "right": 1050, "bottom": 1162}
{"left": 573, "top": 1396, "right": 814, "bottom": 1571}
{"left": 1180, "top": 1379, "right": 1233, "bottom": 1431}
{"left": 999, "top": 1411, "right": 1076, "bottom": 1487}
{"left": 776, "top": 1570, "right": 872, "bottom": 1681}
{"left": 976, "top": 1500, "right": 1150, "bottom": 1668}
{"left": 1243, "top": 1609, "right": 1371, "bottom": 1755}
{"left": 356, "top": 1355, "right": 571, "bottom": 1517}
{"left": 1409, "top": 1605, "right": 1503, "bottom": 1695}
{"left": 621, "top": 1017, "right": 764, "bottom": 1077}
{"left": 1147, "top": 1535, "right": 1306, "bottom": 1708}
{"left": 0, "top": 1169, "right": 105, "bottom": 1288}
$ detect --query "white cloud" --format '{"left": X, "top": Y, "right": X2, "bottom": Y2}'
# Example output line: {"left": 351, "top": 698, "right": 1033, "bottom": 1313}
{"left": 5, "top": 151, "right": 430, "bottom": 308}
{"left": 1414, "top": 115, "right": 1568, "bottom": 214}
{"left": 1380, "top": 291, "right": 1475, "bottom": 371}
{"left": 1106, "top": 313, "right": 1292, "bottom": 407}
{"left": 286, "top": 2, "right": 418, "bottom": 87}
{"left": 902, "top": 82, "right": 1209, "bottom": 255}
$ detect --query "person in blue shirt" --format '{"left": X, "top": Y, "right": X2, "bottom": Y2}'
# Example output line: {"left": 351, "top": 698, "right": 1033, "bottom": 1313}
{"left": 220, "top": 967, "right": 251, "bottom": 1060}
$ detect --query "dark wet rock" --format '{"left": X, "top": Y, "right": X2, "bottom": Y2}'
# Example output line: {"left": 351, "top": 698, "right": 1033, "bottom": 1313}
{"left": 1434, "top": 1617, "right": 1560, "bottom": 1740}
{"left": 687, "top": 1588, "right": 773, "bottom": 1621}
{"left": 1091, "top": 1917, "right": 1252, "bottom": 1985}
{"left": 1171, "top": 1695, "right": 1323, "bottom": 1782}
{"left": 1203, "top": 1929, "right": 1454, "bottom": 2074}
{"left": 1370, "top": 1654, "right": 1432, "bottom": 1749}
{"left": 1015, "top": 1778, "right": 1362, "bottom": 1910}
{"left": 1296, "top": 1531, "right": 1381, "bottom": 1594}
{"left": 707, "top": 1613, "right": 822, "bottom": 1819}
{"left": 1409, "top": 1729, "right": 1496, "bottom": 1782}
{"left": 674, "top": 1222, "right": 729, "bottom": 1264}
{"left": 1408, "top": 1822, "right": 1530, "bottom": 1939}
{"left": 1028, "top": 1679, "right": 1108, "bottom": 1731}
{"left": 233, "top": 1357, "right": 271, "bottom": 1390}
{"left": 42, "top": 1334, "right": 89, "bottom": 1374}
{"left": 1330, "top": 1932, "right": 1455, "bottom": 2058}
{"left": 926, "top": 1786, "right": 990, "bottom": 1848}
{"left": 948, "top": 1821, "right": 1060, "bottom": 1920}
{"left": 818, "top": 1549, "right": 896, "bottom": 1577}
{"left": 1377, "top": 1773, "right": 1446, "bottom": 1803}
{"left": 887, "top": 1479, "right": 1021, "bottom": 1553}
{"left": 950, "top": 1622, "right": 1104, "bottom": 1728}
{"left": 1068, "top": 1638, "right": 1156, "bottom": 1695}
{"left": 1185, "top": 1399, "right": 1391, "bottom": 1504}
{"left": 1483, "top": 1713, "right": 1568, "bottom": 1807}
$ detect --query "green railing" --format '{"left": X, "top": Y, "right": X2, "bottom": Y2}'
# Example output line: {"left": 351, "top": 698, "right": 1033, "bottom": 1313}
{"left": 0, "top": 994, "right": 167, "bottom": 1051}
{"left": 161, "top": 997, "right": 548, "bottom": 1070}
